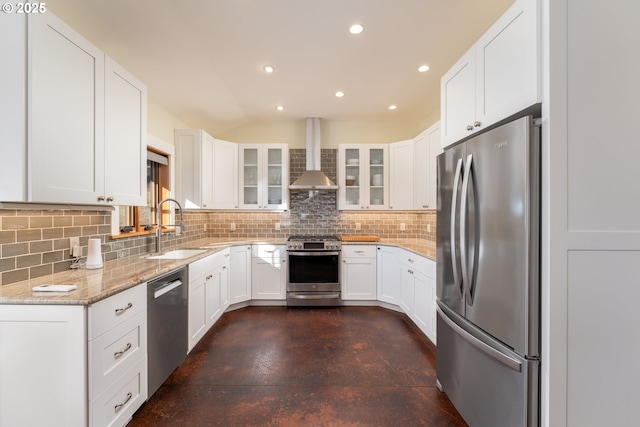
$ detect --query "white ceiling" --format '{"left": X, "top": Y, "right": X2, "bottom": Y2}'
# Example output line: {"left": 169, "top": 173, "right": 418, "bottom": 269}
{"left": 46, "top": 0, "right": 515, "bottom": 135}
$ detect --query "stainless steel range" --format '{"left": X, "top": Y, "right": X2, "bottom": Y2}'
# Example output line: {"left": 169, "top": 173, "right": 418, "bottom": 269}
{"left": 286, "top": 235, "right": 342, "bottom": 306}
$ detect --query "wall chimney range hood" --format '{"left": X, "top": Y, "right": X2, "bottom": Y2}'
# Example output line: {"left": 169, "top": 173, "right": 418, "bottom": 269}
{"left": 289, "top": 118, "right": 338, "bottom": 190}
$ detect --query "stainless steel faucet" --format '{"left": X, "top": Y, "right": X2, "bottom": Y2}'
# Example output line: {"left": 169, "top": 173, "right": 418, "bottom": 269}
{"left": 155, "top": 198, "right": 185, "bottom": 253}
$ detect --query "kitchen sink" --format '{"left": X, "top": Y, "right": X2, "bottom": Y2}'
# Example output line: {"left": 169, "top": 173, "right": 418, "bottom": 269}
{"left": 146, "top": 249, "right": 207, "bottom": 260}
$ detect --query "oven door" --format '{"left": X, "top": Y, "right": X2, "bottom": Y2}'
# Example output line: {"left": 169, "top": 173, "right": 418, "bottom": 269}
{"left": 287, "top": 251, "right": 340, "bottom": 292}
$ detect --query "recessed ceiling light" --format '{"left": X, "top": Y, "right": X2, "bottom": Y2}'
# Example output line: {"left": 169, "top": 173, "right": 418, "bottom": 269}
{"left": 264, "top": 65, "right": 274, "bottom": 73}
{"left": 388, "top": 105, "right": 397, "bottom": 110}
{"left": 418, "top": 65, "right": 430, "bottom": 72}
{"left": 335, "top": 91, "right": 345, "bottom": 98}
{"left": 349, "top": 24, "right": 364, "bottom": 35}
{"left": 276, "top": 105, "right": 284, "bottom": 111}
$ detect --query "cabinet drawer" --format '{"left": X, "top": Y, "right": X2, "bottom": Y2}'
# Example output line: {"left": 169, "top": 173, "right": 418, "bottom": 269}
{"left": 342, "top": 245, "right": 377, "bottom": 258}
{"left": 90, "top": 357, "right": 147, "bottom": 427}
{"left": 89, "top": 283, "right": 146, "bottom": 340}
{"left": 399, "top": 250, "right": 434, "bottom": 277}
{"left": 252, "top": 244, "right": 285, "bottom": 258}
{"left": 89, "top": 310, "right": 147, "bottom": 399}
{"left": 189, "top": 254, "right": 216, "bottom": 280}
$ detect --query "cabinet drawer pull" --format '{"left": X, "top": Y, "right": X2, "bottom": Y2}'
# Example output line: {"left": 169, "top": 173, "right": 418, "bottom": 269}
{"left": 466, "top": 124, "right": 474, "bottom": 131}
{"left": 114, "top": 392, "right": 132, "bottom": 412}
{"left": 408, "top": 269, "right": 414, "bottom": 274}
{"left": 114, "top": 342, "right": 132, "bottom": 358}
{"left": 408, "top": 258, "right": 415, "bottom": 263}
{"left": 115, "top": 302, "right": 133, "bottom": 315}
{"left": 474, "top": 121, "right": 482, "bottom": 128}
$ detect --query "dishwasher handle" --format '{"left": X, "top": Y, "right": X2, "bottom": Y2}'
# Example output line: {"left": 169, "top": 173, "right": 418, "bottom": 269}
{"left": 153, "top": 279, "right": 183, "bottom": 299}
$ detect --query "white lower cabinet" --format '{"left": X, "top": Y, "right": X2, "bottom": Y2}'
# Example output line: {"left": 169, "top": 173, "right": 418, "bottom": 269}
{"left": 398, "top": 250, "right": 437, "bottom": 344}
{"left": 188, "top": 250, "right": 230, "bottom": 352}
{"left": 0, "top": 305, "right": 87, "bottom": 427}
{"left": 88, "top": 283, "right": 148, "bottom": 427}
{"left": 376, "top": 245, "right": 401, "bottom": 305}
{"left": 251, "top": 244, "right": 286, "bottom": 300}
{"left": 342, "top": 245, "right": 377, "bottom": 300}
{"left": 230, "top": 245, "right": 252, "bottom": 304}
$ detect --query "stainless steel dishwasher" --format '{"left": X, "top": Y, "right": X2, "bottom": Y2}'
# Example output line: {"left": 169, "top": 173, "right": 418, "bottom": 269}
{"left": 147, "top": 267, "right": 188, "bottom": 398}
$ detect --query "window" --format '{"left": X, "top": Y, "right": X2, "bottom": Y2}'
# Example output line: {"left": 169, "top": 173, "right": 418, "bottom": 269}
{"left": 116, "top": 149, "right": 171, "bottom": 236}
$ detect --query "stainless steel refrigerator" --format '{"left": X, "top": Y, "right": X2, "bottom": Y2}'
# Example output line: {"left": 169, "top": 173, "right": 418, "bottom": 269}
{"left": 436, "top": 115, "right": 540, "bottom": 427}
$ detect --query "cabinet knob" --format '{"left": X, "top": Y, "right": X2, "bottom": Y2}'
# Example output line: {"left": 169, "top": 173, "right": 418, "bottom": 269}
{"left": 106, "top": 196, "right": 114, "bottom": 202}
{"left": 97, "top": 196, "right": 105, "bottom": 202}
{"left": 466, "top": 125, "right": 474, "bottom": 131}
{"left": 422, "top": 205, "right": 428, "bottom": 208}
{"left": 474, "top": 121, "right": 482, "bottom": 128}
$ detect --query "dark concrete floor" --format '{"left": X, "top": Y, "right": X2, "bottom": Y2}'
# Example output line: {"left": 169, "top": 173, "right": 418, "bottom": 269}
{"left": 129, "top": 306, "right": 467, "bottom": 427}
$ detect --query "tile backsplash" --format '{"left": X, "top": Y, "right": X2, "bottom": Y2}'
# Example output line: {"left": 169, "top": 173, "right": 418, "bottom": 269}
{"left": 0, "top": 148, "right": 436, "bottom": 286}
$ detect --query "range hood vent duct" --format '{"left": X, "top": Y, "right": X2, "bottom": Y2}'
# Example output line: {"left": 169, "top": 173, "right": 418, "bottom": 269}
{"left": 289, "top": 118, "right": 339, "bottom": 191}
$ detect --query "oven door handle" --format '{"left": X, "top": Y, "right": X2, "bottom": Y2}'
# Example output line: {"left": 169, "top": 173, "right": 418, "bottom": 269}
{"left": 288, "top": 293, "right": 341, "bottom": 300}
{"left": 287, "top": 251, "right": 341, "bottom": 257}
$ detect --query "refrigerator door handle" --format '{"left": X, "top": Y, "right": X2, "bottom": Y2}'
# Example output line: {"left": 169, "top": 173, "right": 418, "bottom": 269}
{"left": 437, "top": 305, "right": 522, "bottom": 372}
{"left": 450, "top": 158, "right": 464, "bottom": 300}
{"left": 460, "top": 154, "right": 476, "bottom": 305}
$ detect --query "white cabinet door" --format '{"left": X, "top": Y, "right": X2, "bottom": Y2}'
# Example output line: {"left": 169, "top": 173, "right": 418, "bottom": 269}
{"left": 175, "top": 129, "right": 215, "bottom": 209}
{"left": 413, "top": 269, "right": 431, "bottom": 336}
{"left": 240, "top": 145, "right": 288, "bottom": 210}
{"left": 104, "top": 56, "right": 146, "bottom": 206}
{"left": 187, "top": 273, "right": 207, "bottom": 351}
{"left": 230, "top": 245, "right": 252, "bottom": 304}
{"left": 376, "top": 245, "right": 401, "bottom": 305}
{"left": 338, "top": 144, "right": 389, "bottom": 210}
{"left": 475, "top": 0, "right": 540, "bottom": 128}
{"left": 206, "top": 265, "right": 223, "bottom": 324}
{"left": 342, "top": 245, "right": 377, "bottom": 300}
{"left": 251, "top": 245, "right": 286, "bottom": 299}
{"left": 0, "top": 305, "right": 86, "bottom": 427}
{"left": 399, "top": 265, "right": 415, "bottom": 314}
{"left": 29, "top": 12, "right": 105, "bottom": 204}
{"left": 389, "top": 139, "right": 414, "bottom": 210}
{"left": 425, "top": 122, "right": 442, "bottom": 210}
{"left": 214, "top": 139, "right": 239, "bottom": 209}
{"left": 441, "top": 48, "right": 476, "bottom": 147}
{"left": 0, "top": 14, "right": 26, "bottom": 201}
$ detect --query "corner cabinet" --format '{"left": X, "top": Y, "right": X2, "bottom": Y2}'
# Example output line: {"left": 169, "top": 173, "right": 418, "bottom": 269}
{"left": 27, "top": 12, "right": 147, "bottom": 205}
{"left": 239, "top": 145, "right": 289, "bottom": 210}
{"left": 175, "top": 129, "right": 216, "bottom": 209}
{"left": 440, "top": 0, "right": 540, "bottom": 148}
{"left": 338, "top": 144, "right": 389, "bottom": 210}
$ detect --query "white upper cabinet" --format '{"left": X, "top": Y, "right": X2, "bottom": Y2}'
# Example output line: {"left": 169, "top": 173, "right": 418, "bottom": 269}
{"left": 420, "top": 121, "right": 442, "bottom": 210}
{"left": 0, "top": 14, "right": 27, "bottom": 201}
{"left": 213, "top": 139, "right": 239, "bottom": 209}
{"left": 175, "top": 131, "right": 239, "bottom": 210}
{"left": 338, "top": 144, "right": 389, "bottom": 210}
{"left": 441, "top": 0, "right": 540, "bottom": 148}
{"left": 175, "top": 129, "right": 215, "bottom": 209}
{"left": 239, "top": 144, "right": 289, "bottom": 210}
{"left": 2, "top": 12, "right": 147, "bottom": 205}
{"left": 29, "top": 12, "right": 106, "bottom": 204}
{"left": 389, "top": 139, "right": 414, "bottom": 210}
{"left": 104, "top": 57, "right": 147, "bottom": 206}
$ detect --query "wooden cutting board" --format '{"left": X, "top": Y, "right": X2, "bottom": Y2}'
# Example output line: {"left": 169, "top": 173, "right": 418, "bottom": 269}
{"left": 340, "top": 235, "right": 380, "bottom": 242}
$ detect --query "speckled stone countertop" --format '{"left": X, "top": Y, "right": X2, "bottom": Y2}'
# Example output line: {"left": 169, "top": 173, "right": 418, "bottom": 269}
{"left": 0, "top": 237, "right": 434, "bottom": 306}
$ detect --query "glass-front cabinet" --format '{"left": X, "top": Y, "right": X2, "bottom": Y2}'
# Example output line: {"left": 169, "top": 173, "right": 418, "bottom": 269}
{"left": 239, "top": 144, "right": 288, "bottom": 210}
{"left": 337, "top": 144, "right": 389, "bottom": 210}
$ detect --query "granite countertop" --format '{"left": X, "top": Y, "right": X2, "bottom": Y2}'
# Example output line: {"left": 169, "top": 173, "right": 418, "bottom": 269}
{"left": 0, "top": 237, "right": 433, "bottom": 306}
